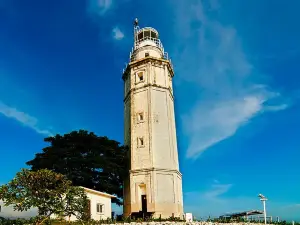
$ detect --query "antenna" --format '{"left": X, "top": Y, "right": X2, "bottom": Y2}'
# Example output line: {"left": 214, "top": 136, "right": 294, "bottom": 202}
{"left": 133, "top": 18, "right": 139, "bottom": 50}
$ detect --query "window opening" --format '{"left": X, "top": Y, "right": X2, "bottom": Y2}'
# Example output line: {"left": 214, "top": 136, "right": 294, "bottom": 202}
{"left": 137, "top": 71, "right": 144, "bottom": 82}
{"left": 96, "top": 203, "right": 104, "bottom": 214}
{"left": 138, "top": 112, "right": 144, "bottom": 122}
{"left": 138, "top": 137, "right": 144, "bottom": 147}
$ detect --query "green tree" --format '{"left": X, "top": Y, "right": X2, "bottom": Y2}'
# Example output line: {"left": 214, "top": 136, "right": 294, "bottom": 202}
{"left": 63, "top": 186, "right": 90, "bottom": 222}
{"left": 0, "top": 169, "right": 88, "bottom": 225}
{"left": 26, "top": 130, "right": 128, "bottom": 205}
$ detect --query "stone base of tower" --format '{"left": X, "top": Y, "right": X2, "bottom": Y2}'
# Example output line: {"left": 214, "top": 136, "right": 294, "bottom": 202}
{"left": 123, "top": 203, "right": 183, "bottom": 219}
{"left": 123, "top": 168, "right": 184, "bottom": 219}
{"left": 151, "top": 203, "right": 184, "bottom": 219}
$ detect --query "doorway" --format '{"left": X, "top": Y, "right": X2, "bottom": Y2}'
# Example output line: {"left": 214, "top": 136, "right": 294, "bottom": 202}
{"left": 141, "top": 195, "right": 147, "bottom": 212}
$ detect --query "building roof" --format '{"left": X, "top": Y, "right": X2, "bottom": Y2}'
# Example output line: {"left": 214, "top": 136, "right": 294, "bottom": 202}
{"left": 80, "top": 186, "right": 116, "bottom": 199}
{"left": 220, "top": 210, "right": 264, "bottom": 218}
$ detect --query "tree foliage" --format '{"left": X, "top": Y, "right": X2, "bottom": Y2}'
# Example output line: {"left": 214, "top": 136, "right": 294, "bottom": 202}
{"left": 26, "top": 130, "right": 128, "bottom": 205}
{"left": 0, "top": 169, "right": 88, "bottom": 225}
{"left": 63, "top": 186, "right": 90, "bottom": 222}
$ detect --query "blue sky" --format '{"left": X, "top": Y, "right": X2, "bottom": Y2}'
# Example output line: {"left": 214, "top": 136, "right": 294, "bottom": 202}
{"left": 0, "top": 0, "right": 300, "bottom": 221}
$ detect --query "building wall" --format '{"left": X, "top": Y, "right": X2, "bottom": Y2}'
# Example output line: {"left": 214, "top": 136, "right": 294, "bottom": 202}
{"left": 86, "top": 191, "right": 112, "bottom": 221}
{"left": 134, "top": 45, "right": 162, "bottom": 60}
{"left": 1, "top": 190, "right": 113, "bottom": 221}
{"left": 51, "top": 190, "right": 113, "bottom": 221}
{"left": 124, "top": 60, "right": 179, "bottom": 172}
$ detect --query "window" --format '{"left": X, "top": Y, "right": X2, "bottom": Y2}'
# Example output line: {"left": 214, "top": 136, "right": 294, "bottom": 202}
{"left": 138, "top": 32, "right": 143, "bottom": 41}
{"left": 137, "top": 71, "right": 144, "bottom": 82}
{"left": 140, "top": 138, "right": 144, "bottom": 146}
{"left": 137, "top": 112, "right": 144, "bottom": 123}
{"left": 145, "top": 52, "right": 149, "bottom": 57}
{"left": 144, "top": 30, "right": 150, "bottom": 39}
{"left": 96, "top": 203, "right": 104, "bottom": 214}
{"left": 151, "top": 31, "right": 158, "bottom": 39}
{"left": 138, "top": 137, "right": 144, "bottom": 147}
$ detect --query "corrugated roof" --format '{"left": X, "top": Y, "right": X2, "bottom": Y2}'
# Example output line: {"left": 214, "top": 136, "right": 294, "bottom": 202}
{"left": 220, "top": 210, "right": 263, "bottom": 217}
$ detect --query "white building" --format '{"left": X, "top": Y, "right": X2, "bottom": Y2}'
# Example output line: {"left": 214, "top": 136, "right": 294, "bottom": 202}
{"left": 123, "top": 19, "right": 184, "bottom": 219}
{"left": 1, "top": 186, "right": 116, "bottom": 221}
{"left": 52, "top": 186, "right": 116, "bottom": 221}
{"left": 79, "top": 187, "right": 116, "bottom": 221}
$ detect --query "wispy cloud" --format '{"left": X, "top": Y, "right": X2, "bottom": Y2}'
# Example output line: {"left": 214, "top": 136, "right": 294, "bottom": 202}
{"left": 282, "top": 204, "right": 300, "bottom": 209}
{"left": 203, "top": 183, "right": 232, "bottom": 200}
{"left": 184, "top": 182, "right": 243, "bottom": 218}
{"left": 87, "top": 0, "right": 113, "bottom": 16}
{"left": 185, "top": 182, "right": 232, "bottom": 201}
{"left": 0, "top": 101, "right": 53, "bottom": 136}
{"left": 184, "top": 181, "right": 300, "bottom": 220}
{"left": 264, "top": 104, "right": 289, "bottom": 112}
{"left": 172, "top": 0, "right": 288, "bottom": 159}
{"left": 112, "top": 27, "right": 124, "bottom": 40}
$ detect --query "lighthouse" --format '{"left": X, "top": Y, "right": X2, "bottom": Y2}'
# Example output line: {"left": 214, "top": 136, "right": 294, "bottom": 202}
{"left": 122, "top": 19, "right": 183, "bottom": 219}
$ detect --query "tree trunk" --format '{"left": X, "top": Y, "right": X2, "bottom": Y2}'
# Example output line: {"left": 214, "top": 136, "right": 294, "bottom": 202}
{"left": 36, "top": 215, "right": 50, "bottom": 225}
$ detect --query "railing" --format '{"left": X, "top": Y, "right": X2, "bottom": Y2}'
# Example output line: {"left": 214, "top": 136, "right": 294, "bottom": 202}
{"left": 134, "top": 36, "right": 164, "bottom": 51}
{"left": 122, "top": 37, "right": 174, "bottom": 73}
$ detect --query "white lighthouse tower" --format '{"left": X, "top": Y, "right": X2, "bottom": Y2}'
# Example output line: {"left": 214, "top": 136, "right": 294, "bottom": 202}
{"left": 123, "top": 19, "right": 183, "bottom": 219}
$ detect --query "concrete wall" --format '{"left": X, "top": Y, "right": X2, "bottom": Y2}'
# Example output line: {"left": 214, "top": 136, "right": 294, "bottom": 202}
{"left": 86, "top": 191, "right": 112, "bottom": 221}
{"left": 134, "top": 46, "right": 162, "bottom": 60}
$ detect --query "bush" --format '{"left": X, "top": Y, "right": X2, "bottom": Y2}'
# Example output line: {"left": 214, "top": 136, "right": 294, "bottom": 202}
{"left": 0, "top": 217, "right": 36, "bottom": 225}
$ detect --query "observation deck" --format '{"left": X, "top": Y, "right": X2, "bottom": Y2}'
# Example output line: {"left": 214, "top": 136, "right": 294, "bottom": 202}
{"left": 126, "top": 23, "right": 173, "bottom": 70}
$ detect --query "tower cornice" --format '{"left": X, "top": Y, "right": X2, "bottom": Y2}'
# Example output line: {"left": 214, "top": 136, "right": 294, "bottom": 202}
{"left": 123, "top": 84, "right": 174, "bottom": 103}
{"left": 129, "top": 167, "right": 182, "bottom": 177}
{"left": 122, "top": 56, "right": 174, "bottom": 81}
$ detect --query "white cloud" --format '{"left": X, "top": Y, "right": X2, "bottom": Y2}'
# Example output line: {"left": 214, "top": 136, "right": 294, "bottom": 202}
{"left": 112, "top": 27, "right": 124, "bottom": 40}
{"left": 0, "top": 101, "right": 53, "bottom": 136}
{"left": 0, "top": 201, "right": 37, "bottom": 219}
{"left": 172, "top": 0, "right": 288, "bottom": 158}
{"left": 203, "top": 183, "right": 232, "bottom": 201}
{"left": 87, "top": 0, "right": 113, "bottom": 16}
{"left": 264, "top": 104, "right": 289, "bottom": 112}
{"left": 184, "top": 183, "right": 242, "bottom": 218}
{"left": 213, "top": 179, "right": 220, "bottom": 184}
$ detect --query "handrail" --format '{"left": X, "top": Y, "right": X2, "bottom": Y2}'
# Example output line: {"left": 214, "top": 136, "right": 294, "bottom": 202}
{"left": 135, "top": 36, "right": 163, "bottom": 50}
{"left": 126, "top": 36, "right": 174, "bottom": 72}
